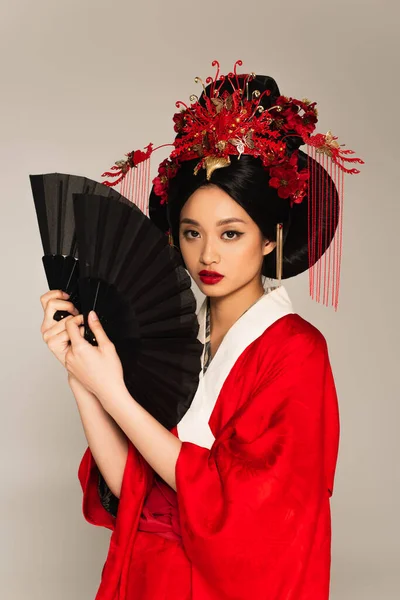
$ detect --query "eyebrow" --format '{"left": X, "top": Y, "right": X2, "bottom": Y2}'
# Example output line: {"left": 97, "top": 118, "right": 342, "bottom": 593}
{"left": 180, "top": 217, "right": 247, "bottom": 227}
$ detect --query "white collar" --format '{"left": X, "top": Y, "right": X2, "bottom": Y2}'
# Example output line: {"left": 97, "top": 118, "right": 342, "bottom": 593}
{"left": 177, "top": 283, "right": 294, "bottom": 448}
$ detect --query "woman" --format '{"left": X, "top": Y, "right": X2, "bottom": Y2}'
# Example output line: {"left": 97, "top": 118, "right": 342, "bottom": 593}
{"left": 39, "top": 64, "right": 361, "bottom": 599}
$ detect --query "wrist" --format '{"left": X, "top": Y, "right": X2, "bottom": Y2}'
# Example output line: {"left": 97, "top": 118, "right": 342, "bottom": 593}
{"left": 68, "top": 373, "right": 96, "bottom": 401}
{"left": 96, "top": 379, "right": 129, "bottom": 413}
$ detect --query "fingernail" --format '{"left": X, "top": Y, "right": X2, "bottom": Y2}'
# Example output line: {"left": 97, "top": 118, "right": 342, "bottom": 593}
{"left": 90, "top": 310, "right": 98, "bottom": 320}
{"left": 63, "top": 291, "right": 70, "bottom": 297}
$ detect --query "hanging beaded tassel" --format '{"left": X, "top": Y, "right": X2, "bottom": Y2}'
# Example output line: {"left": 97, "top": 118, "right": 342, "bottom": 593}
{"left": 117, "top": 158, "right": 152, "bottom": 217}
{"left": 306, "top": 132, "right": 363, "bottom": 310}
{"left": 102, "top": 144, "right": 154, "bottom": 217}
{"left": 306, "top": 147, "right": 342, "bottom": 310}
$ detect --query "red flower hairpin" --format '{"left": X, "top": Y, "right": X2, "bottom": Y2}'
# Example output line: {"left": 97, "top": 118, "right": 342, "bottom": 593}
{"left": 102, "top": 60, "right": 363, "bottom": 210}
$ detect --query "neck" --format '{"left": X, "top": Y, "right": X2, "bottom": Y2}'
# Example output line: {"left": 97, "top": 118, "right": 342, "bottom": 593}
{"left": 209, "top": 276, "right": 266, "bottom": 336}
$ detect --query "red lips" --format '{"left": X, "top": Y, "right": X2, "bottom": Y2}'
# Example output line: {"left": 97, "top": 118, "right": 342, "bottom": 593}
{"left": 199, "top": 270, "right": 223, "bottom": 277}
{"left": 198, "top": 270, "right": 224, "bottom": 285}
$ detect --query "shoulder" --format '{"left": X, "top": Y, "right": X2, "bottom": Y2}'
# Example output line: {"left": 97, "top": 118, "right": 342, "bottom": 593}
{"left": 255, "top": 313, "right": 329, "bottom": 368}
{"left": 267, "top": 312, "right": 326, "bottom": 345}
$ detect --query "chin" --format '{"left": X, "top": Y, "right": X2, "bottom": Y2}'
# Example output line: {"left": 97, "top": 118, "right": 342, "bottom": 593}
{"left": 195, "top": 280, "right": 231, "bottom": 297}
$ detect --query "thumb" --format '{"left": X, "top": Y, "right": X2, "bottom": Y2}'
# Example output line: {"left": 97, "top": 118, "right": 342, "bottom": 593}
{"left": 88, "top": 310, "right": 109, "bottom": 346}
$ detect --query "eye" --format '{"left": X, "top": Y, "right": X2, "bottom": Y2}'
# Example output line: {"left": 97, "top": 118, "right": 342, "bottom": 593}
{"left": 182, "top": 229, "right": 200, "bottom": 239}
{"left": 181, "top": 229, "right": 244, "bottom": 241}
{"left": 222, "top": 230, "right": 244, "bottom": 240}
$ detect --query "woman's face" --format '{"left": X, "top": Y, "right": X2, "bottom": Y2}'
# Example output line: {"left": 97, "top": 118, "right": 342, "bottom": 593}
{"left": 178, "top": 185, "right": 276, "bottom": 297}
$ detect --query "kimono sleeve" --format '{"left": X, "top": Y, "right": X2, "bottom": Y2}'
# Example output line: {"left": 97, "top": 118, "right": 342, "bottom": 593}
{"left": 77, "top": 446, "right": 117, "bottom": 531}
{"left": 175, "top": 330, "right": 339, "bottom": 598}
{"left": 77, "top": 440, "right": 154, "bottom": 532}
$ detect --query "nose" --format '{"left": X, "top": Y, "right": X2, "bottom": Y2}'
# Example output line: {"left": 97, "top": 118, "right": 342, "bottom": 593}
{"left": 200, "top": 235, "right": 220, "bottom": 266}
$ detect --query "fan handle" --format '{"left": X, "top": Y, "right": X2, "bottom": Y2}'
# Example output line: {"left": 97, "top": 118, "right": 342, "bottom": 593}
{"left": 42, "top": 255, "right": 81, "bottom": 321}
{"left": 53, "top": 309, "right": 73, "bottom": 322}
{"left": 83, "top": 313, "right": 98, "bottom": 347}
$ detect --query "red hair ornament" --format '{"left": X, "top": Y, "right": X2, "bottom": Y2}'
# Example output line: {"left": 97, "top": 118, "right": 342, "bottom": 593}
{"left": 102, "top": 60, "right": 364, "bottom": 310}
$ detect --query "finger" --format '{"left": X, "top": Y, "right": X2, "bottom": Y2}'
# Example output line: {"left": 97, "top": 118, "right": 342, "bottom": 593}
{"left": 65, "top": 314, "right": 86, "bottom": 348}
{"left": 42, "top": 314, "right": 75, "bottom": 341}
{"left": 43, "top": 313, "right": 83, "bottom": 341}
{"left": 40, "top": 289, "right": 70, "bottom": 310}
{"left": 71, "top": 313, "right": 85, "bottom": 335}
{"left": 88, "top": 311, "right": 111, "bottom": 347}
{"left": 45, "top": 299, "right": 78, "bottom": 316}
{"left": 40, "top": 289, "right": 69, "bottom": 309}
{"left": 41, "top": 300, "right": 79, "bottom": 333}
{"left": 47, "top": 326, "right": 73, "bottom": 350}
{"left": 61, "top": 315, "right": 84, "bottom": 344}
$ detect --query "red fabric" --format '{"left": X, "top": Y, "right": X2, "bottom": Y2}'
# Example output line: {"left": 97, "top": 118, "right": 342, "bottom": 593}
{"left": 78, "top": 313, "right": 340, "bottom": 599}
{"left": 124, "top": 532, "right": 191, "bottom": 599}
{"left": 138, "top": 476, "right": 181, "bottom": 542}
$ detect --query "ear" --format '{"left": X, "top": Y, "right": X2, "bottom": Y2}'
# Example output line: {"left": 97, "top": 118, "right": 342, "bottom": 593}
{"left": 262, "top": 239, "right": 277, "bottom": 257}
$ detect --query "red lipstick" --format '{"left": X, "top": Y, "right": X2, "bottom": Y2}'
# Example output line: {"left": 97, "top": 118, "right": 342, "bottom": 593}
{"left": 198, "top": 270, "right": 224, "bottom": 285}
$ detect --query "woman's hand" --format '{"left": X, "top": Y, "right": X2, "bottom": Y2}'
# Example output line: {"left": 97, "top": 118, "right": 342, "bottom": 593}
{"left": 40, "top": 289, "right": 80, "bottom": 367}
{"left": 65, "top": 310, "right": 125, "bottom": 401}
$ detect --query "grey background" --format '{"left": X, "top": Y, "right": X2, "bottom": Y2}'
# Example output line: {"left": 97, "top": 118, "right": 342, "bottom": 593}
{"left": 0, "top": 0, "right": 399, "bottom": 598}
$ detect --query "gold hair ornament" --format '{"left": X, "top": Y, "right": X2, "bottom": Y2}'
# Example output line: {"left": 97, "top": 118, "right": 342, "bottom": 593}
{"left": 276, "top": 223, "right": 283, "bottom": 283}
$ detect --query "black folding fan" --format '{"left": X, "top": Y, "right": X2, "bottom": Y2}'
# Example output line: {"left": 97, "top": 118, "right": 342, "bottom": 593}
{"left": 72, "top": 191, "right": 203, "bottom": 430}
{"left": 30, "top": 173, "right": 127, "bottom": 321}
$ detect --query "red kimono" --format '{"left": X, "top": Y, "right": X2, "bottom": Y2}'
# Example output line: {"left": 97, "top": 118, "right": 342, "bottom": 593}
{"left": 78, "top": 285, "right": 340, "bottom": 599}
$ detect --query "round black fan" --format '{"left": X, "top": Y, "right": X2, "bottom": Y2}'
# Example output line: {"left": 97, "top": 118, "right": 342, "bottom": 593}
{"left": 72, "top": 191, "right": 203, "bottom": 430}
{"left": 30, "top": 173, "right": 128, "bottom": 321}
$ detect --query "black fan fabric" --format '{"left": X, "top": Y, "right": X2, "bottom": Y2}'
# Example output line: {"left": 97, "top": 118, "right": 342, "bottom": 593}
{"left": 30, "top": 173, "right": 129, "bottom": 317}
{"left": 72, "top": 192, "right": 203, "bottom": 431}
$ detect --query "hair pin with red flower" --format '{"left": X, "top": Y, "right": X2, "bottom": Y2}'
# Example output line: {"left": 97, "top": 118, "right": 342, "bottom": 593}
{"left": 102, "top": 59, "right": 363, "bottom": 212}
